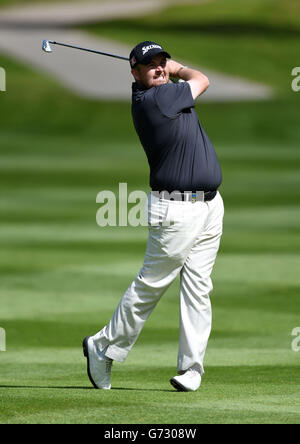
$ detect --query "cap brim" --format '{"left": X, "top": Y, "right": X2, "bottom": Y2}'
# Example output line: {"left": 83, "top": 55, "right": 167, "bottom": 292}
{"left": 140, "top": 50, "right": 171, "bottom": 65}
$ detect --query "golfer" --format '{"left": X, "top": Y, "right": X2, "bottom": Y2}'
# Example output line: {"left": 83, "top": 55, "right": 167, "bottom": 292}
{"left": 83, "top": 41, "right": 224, "bottom": 392}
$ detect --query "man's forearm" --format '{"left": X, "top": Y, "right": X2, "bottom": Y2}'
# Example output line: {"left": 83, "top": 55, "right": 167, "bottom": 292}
{"left": 177, "top": 66, "right": 208, "bottom": 83}
{"left": 178, "top": 66, "right": 209, "bottom": 99}
{"left": 168, "top": 60, "right": 210, "bottom": 99}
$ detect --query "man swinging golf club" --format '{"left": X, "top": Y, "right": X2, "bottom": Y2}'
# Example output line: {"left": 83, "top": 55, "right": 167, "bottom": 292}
{"left": 83, "top": 41, "right": 224, "bottom": 392}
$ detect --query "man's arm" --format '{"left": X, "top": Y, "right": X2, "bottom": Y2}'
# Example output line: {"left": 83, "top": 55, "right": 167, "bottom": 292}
{"left": 167, "top": 60, "right": 209, "bottom": 100}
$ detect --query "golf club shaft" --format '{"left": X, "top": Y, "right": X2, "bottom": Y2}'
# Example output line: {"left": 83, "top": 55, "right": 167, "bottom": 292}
{"left": 49, "top": 41, "right": 129, "bottom": 61}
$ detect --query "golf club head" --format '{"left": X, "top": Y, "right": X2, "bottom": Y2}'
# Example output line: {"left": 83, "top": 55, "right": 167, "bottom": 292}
{"left": 42, "top": 40, "right": 52, "bottom": 53}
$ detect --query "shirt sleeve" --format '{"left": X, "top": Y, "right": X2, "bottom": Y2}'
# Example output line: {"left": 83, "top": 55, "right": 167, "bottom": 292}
{"left": 154, "top": 82, "right": 195, "bottom": 118}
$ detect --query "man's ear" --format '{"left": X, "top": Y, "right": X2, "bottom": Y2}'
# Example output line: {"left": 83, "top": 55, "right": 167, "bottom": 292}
{"left": 131, "top": 67, "right": 140, "bottom": 82}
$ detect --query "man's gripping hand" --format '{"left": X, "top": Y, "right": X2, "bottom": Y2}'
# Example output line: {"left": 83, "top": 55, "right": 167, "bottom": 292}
{"left": 167, "top": 60, "right": 187, "bottom": 78}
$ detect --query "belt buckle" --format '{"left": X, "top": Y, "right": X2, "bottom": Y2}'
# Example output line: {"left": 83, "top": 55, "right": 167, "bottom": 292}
{"left": 191, "top": 192, "right": 197, "bottom": 203}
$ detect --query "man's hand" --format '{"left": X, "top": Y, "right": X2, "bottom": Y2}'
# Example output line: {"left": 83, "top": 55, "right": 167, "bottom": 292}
{"left": 167, "top": 59, "right": 210, "bottom": 100}
{"left": 167, "top": 59, "right": 186, "bottom": 78}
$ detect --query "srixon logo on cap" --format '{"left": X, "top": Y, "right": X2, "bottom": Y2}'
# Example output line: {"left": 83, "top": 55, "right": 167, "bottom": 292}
{"left": 142, "top": 44, "right": 162, "bottom": 55}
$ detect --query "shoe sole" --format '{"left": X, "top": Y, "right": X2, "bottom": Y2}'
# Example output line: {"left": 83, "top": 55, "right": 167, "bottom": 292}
{"left": 82, "top": 336, "right": 99, "bottom": 389}
{"left": 170, "top": 377, "right": 190, "bottom": 392}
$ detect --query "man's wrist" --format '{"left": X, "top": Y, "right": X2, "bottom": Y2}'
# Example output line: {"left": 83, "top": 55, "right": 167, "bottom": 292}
{"left": 176, "top": 66, "right": 188, "bottom": 77}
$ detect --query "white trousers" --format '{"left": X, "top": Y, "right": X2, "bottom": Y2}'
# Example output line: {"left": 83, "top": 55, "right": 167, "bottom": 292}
{"left": 93, "top": 191, "right": 224, "bottom": 375}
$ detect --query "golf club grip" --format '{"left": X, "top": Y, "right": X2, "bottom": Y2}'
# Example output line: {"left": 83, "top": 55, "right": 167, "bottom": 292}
{"left": 52, "top": 41, "right": 129, "bottom": 61}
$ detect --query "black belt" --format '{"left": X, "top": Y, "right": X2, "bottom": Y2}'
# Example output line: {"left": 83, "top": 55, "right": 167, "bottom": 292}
{"left": 152, "top": 190, "right": 217, "bottom": 203}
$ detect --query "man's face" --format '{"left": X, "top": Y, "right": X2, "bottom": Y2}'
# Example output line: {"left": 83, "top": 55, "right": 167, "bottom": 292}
{"left": 132, "top": 54, "right": 170, "bottom": 88}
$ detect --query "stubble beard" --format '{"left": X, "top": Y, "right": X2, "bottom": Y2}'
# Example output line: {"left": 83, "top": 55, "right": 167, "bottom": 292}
{"left": 152, "top": 72, "right": 169, "bottom": 87}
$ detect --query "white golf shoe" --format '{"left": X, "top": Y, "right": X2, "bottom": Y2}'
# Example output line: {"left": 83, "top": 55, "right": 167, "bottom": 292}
{"left": 83, "top": 336, "right": 112, "bottom": 389}
{"left": 170, "top": 368, "right": 201, "bottom": 392}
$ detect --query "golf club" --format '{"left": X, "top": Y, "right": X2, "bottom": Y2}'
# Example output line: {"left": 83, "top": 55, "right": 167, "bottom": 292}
{"left": 42, "top": 40, "right": 129, "bottom": 62}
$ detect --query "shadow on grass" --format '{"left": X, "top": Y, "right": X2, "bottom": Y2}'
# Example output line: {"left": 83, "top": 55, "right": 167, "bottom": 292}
{"left": 0, "top": 385, "right": 174, "bottom": 392}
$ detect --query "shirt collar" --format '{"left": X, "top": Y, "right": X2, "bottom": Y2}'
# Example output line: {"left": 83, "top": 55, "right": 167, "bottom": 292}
{"left": 132, "top": 82, "right": 148, "bottom": 92}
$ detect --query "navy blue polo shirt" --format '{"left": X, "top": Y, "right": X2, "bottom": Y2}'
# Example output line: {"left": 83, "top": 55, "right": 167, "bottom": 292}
{"left": 131, "top": 81, "right": 222, "bottom": 193}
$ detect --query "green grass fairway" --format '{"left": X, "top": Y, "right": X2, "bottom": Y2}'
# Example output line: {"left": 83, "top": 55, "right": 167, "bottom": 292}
{"left": 1, "top": 0, "right": 300, "bottom": 423}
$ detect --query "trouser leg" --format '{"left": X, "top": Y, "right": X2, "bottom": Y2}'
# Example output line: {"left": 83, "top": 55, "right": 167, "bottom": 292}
{"left": 178, "top": 193, "right": 224, "bottom": 375}
{"left": 92, "top": 195, "right": 195, "bottom": 362}
{"left": 93, "top": 264, "right": 183, "bottom": 362}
